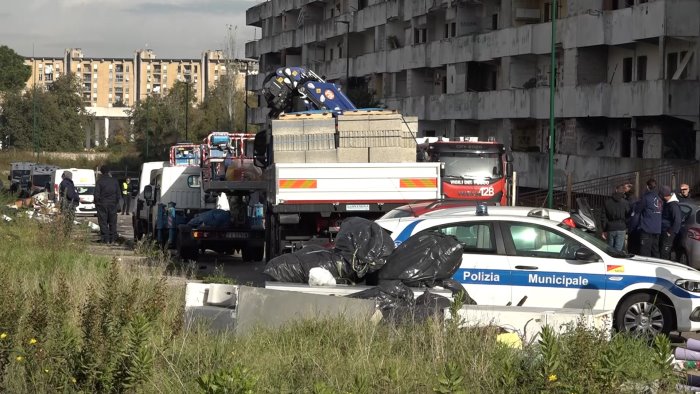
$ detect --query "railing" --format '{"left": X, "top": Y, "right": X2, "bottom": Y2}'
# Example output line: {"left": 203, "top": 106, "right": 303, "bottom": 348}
{"left": 517, "top": 162, "right": 700, "bottom": 212}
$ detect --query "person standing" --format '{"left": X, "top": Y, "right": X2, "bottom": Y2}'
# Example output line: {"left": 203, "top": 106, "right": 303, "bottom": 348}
{"left": 678, "top": 183, "right": 691, "bottom": 202}
{"left": 58, "top": 171, "right": 80, "bottom": 229}
{"left": 94, "top": 166, "right": 122, "bottom": 244}
{"left": 636, "top": 179, "right": 663, "bottom": 258}
{"left": 121, "top": 178, "right": 131, "bottom": 215}
{"left": 659, "top": 186, "right": 682, "bottom": 260}
{"left": 601, "top": 185, "right": 630, "bottom": 252}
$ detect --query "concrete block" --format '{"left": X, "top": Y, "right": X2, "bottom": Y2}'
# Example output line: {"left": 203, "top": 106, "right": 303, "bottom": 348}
{"left": 370, "top": 147, "right": 417, "bottom": 163}
{"left": 306, "top": 133, "right": 336, "bottom": 150}
{"left": 368, "top": 119, "right": 402, "bottom": 132}
{"left": 235, "top": 286, "right": 378, "bottom": 336}
{"left": 271, "top": 119, "right": 305, "bottom": 136}
{"left": 305, "top": 149, "right": 338, "bottom": 163}
{"left": 273, "top": 151, "right": 305, "bottom": 163}
{"left": 339, "top": 130, "right": 402, "bottom": 148}
{"left": 303, "top": 118, "right": 336, "bottom": 135}
{"left": 337, "top": 147, "right": 369, "bottom": 163}
{"left": 337, "top": 115, "right": 370, "bottom": 132}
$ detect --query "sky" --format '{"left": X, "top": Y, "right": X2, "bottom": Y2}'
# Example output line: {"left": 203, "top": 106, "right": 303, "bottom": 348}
{"left": 0, "top": 0, "right": 262, "bottom": 59}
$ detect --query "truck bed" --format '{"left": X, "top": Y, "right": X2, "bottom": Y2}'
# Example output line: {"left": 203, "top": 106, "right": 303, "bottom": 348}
{"left": 269, "top": 163, "right": 441, "bottom": 205}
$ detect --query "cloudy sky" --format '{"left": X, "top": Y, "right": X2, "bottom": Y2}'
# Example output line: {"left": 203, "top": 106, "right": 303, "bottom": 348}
{"left": 1, "top": 0, "right": 262, "bottom": 59}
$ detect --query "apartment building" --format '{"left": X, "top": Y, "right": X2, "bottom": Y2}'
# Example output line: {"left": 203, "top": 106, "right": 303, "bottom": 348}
{"left": 24, "top": 48, "right": 258, "bottom": 147}
{"left": 245, "top": 0, "right": 700, "bottom": 188}
{"left": 25, "top": 48, "right": 258, "bottom": 107}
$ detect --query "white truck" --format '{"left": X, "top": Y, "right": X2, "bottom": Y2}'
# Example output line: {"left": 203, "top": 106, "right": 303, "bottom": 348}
{"left": 132, "top": 161, "right": 167, "bottom": 240}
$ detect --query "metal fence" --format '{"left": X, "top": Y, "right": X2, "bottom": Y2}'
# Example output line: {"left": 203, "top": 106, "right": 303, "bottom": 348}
{"left": 517, "top": 162, "right": 700, "bottom": 212}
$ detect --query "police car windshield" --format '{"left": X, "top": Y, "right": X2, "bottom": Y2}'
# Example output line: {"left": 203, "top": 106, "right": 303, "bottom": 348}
{"left": 440, "top": 153, "right": 502, "bottom": 180}
{"left": 557, "top": 223, "right": 629, "bottom": 258}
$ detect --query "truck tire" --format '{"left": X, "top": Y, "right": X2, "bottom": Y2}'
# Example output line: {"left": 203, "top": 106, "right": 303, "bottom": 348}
{"left": 242, "top": 246, "right": 264, "bottom": 262}
{"left": 614, "top": 292, "right": 674, "bottom": 336}
{"left": 178, "top": 243, "right": 199, "bottom": 261}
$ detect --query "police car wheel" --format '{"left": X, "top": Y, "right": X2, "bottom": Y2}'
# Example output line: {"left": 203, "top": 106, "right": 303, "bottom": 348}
{"left": 615, "top": 293, "right": 674, "bottom": 336}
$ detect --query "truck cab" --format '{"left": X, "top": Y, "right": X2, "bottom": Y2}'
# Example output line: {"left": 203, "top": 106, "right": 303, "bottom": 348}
{"left": 133, "top": 161, "right": 167, "bottom": 240}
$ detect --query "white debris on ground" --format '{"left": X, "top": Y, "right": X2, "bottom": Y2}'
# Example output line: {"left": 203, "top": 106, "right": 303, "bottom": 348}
{"left": 3, "top": 192, "right": 99, "bottom": 231}
{"left": 308, "top": 267, "right": 337, "bottom": 286}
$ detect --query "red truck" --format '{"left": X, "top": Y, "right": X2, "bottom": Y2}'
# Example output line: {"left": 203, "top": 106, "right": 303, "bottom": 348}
{"left": 418, "top": 138, "right": 513, "bottom": 206}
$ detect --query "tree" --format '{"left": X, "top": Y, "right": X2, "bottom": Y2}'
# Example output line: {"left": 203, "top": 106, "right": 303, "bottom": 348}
{"left": 0, "top": 74, "right": 93, "bottom": 151}
{"left": 0, "top": 45, "right": 31, "bottom": 94}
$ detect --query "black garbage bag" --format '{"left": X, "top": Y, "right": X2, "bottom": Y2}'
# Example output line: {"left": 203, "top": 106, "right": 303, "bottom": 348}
{"left": 378, "top": 232, "right": 463, "bottom": 287}
{"left": 263, "top": 245, "right": 356, "bottom": 283}
{"left": 349, "top": 280, "right": 414, "bottom": 313}
{"left": 410, "top": 291, "right": 453, "bottom": 323}
{"left": 438, "top": 278, "right": 476, "bottom": 305}
{"left": 334, "top": 217, "right": 395, "bottom": 277}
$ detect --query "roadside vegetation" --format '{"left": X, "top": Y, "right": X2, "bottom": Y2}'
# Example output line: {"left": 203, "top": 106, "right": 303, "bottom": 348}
{"left": 0, "top": 215, "right": 684, "bottom": 393}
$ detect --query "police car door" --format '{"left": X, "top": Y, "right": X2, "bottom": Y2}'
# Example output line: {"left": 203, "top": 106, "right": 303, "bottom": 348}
{"left": 502, "top": 221, "right": 605, "bottom": 310}
{"left": 420, "top": 221, "right": 511, "bottom": 306}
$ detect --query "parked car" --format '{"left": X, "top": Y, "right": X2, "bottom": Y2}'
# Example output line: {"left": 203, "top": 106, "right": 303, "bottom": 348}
{"left": 375, "top": 205, "right": 700, "bottom": 336}
{"left": 675, "top": 201, "right": 700, "bottom": 268}
{"left": 52, "top": 168, "right": 97, "bottom": 216}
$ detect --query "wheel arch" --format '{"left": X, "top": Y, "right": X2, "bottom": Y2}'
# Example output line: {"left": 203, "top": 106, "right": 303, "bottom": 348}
{"left": 613, "top": 289, "right": 677, "bottom": 331}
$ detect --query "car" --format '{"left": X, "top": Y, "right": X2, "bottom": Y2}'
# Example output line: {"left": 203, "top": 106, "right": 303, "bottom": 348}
{"left": 52, "top": 168, "right": 97, "bottom": 216}
{"left": 375, "top": 205, "right": 700, "bottom": 336}
{"left": 676, "top": 201, "right": 700, "bottom": 268}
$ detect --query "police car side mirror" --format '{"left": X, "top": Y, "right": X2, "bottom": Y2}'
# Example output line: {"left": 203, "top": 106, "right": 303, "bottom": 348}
{"left": 574, "top": 247, "right": 597, "bottom": 262}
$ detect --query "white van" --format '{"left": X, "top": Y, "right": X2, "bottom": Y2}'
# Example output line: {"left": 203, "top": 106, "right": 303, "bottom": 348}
{"left": 53, "top": 168, "right": 97, "bottom": 216}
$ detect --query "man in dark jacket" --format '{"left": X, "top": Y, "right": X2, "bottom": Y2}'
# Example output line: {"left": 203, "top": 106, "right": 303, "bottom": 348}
{"left": 58, "top": 170, "right": 80, "bottom": 215}
{"left": 601, "top": 185, "right": 630, "bottom": 251}
{"left": 94, "top": 165, "right": 122, "bottom": 244}
{"left": 678, "top": 183, "right": 691, "bottom": 202}
{"left": 635, "top": 179, "right": 663, "bottom": 258}
{"left": 659, "top": 185, "right": 682, "bottom": 260}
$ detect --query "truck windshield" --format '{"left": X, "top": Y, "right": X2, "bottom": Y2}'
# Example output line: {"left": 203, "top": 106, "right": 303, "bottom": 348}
{"left": 32, "top": 175, "right": 52, "bottom": 187}
{"left": 11, "top": 170, "right": 30, "bottom": 178}
{"left": 439, "top": 152, "right": 503, "bottom": 180}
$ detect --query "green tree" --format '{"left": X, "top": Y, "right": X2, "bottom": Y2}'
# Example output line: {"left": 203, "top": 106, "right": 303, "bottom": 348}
{"left": 0, "top": 74, "right": 93, "bottom": 151}
{"left": 0, "top": 45, "right": 31, "bottom": 94}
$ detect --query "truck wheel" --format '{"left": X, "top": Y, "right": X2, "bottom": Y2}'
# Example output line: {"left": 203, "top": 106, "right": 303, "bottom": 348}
{"left": 615, "top": 293, "right": 674, "bottom": 336}
{"left": 178, "top": 244, "right": 199, "bottom": 261}
{"left": 242, "top": 246, "right": 264, "bottom": 262}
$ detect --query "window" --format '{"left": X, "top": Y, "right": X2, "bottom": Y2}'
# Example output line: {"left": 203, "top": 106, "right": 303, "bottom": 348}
{"left": 414, "top": 28, "right": 426, "bottom": 44}
{"left": 622, "top": 57, "right": 633, "bottom": 82}
{"left": 636, "top": 56, "right": 647, "bottom": 81}
{"left": 424, "top": 222, "right": 496, "bottom": 253}
{"left": 679, "top": 51, "right": 689, "bottom": 79}
{"left": 451, "top": 22, "right": 456, "bottom": 37}
{"left": 126, "top": 65, "right": 130, "bottom": 72}
{"left": 544, "top": 3, "right": 551, "bottom": 22}
{"left": 667, "top": 52, "right": 678, "bottom": 79}
{"left": 506, "top": 223, "right": 583, "bottom": 259}
{"left": 492, "top": 14, "right": 498, "bottom": 30}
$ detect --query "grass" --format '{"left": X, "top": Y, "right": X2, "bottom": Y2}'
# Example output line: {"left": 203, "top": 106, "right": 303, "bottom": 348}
{"left": 0, "top": 214, "right": 687, "bottom": 393}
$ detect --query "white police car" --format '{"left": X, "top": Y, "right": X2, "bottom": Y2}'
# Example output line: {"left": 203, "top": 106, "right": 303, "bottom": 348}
{"left": 376, "top": 205, "right": 700, "bottom": 335}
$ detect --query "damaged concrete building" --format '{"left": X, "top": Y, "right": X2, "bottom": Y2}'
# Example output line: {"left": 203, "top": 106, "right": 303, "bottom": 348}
{"left": 245, "top": 0, "right": 700, "bottom": 188}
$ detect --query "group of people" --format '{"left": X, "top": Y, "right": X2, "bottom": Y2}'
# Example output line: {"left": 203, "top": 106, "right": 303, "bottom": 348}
{"left": 601, "top": 179, "right": 692, "bottom": 259}
{"left": 58, "top": 165, "right": 127, "bottom": 244}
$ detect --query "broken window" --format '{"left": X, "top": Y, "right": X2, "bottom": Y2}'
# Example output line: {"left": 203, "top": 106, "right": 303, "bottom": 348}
{"left": 636, "top": 56, "right": 647, "bottom": 81}
{"left": 667, "top": 52, "right": 678, "bottom": 79}
{"left": 622, "top": 57, "right": 633, "bottom": 83}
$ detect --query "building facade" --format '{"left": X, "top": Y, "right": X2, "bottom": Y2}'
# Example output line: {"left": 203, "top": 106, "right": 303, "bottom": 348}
{"left": 24, "top": 49, "right": 258, "bottom": 147}
{"left": 245, "top": 0, "right": 700, "bottom": 188}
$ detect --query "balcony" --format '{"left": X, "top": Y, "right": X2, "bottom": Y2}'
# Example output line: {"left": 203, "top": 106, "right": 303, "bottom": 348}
{"left": 382, "top": 80, "right": 699, "bottom": 121}
{"left": 246, "top": 1, "right": 271, "bottom": 27}
{"left": 245, "top": 41, "right": 258, "bottom": 58}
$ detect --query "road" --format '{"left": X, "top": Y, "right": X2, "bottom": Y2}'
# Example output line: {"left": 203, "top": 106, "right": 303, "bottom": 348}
{"left": 83, "top": 213, "right": 268, "bottom": 286}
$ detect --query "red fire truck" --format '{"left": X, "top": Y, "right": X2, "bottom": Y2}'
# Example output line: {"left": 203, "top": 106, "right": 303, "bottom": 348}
{"left": 418, "top": 137, "right": 513, "bottom": 206}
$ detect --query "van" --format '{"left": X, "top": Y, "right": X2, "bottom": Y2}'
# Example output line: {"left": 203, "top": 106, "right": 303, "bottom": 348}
{"left": 53, "top": 168, "right": 97, "bottom": 216}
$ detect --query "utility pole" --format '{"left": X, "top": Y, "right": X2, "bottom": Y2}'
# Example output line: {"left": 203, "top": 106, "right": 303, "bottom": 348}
{"left": 32, "top": 44, "right": 38, "bottom": 158}
{"left": 185, "top": 82, "right": 189, "bottom": 141}
{"left": 244, "top": 61, "right": 249, "bottom": 134}
{"left": 547, "top": 0, "right": 558, "bottom": 209}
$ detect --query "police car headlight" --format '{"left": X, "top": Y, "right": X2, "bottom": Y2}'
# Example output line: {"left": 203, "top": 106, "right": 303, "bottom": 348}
{"left": 675, "top": 279, "right": 700, "bottom": 293}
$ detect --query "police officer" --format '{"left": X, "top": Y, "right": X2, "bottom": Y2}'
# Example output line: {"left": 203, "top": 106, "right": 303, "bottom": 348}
{"left": 121, "top": 178, "right": 131, "bottom": 215}
{"left": 94, "top": 165, "right": 122, "bottom": 244}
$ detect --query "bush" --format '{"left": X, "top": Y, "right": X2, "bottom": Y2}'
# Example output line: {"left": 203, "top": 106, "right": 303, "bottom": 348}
{"left": 0, "top": 217, "right": 682, "bottom": 393}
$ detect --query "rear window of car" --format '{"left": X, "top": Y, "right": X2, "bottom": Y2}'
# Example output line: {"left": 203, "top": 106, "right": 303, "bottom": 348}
{"left": 76, "top": 186, "right": 95, "bottom": 195}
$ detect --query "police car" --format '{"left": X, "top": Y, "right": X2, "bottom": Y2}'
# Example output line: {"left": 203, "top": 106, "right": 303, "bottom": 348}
{"left": 375, "top": 205, "right": 700, "bottom": 335}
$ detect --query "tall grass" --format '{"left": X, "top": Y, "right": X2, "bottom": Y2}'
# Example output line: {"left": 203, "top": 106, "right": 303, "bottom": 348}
{"left": 0, "top": 216, "right": 684, "bottom": 393}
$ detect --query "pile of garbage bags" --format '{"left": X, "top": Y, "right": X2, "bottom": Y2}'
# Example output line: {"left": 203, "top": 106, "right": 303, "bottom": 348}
{"left": 264, "top": 217, "right": 473, "bottom": 323}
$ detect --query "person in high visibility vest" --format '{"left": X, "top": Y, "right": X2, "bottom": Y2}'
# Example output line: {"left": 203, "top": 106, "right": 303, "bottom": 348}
{"left": 121, "top": 178, "right": 131, "bottom": 215}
